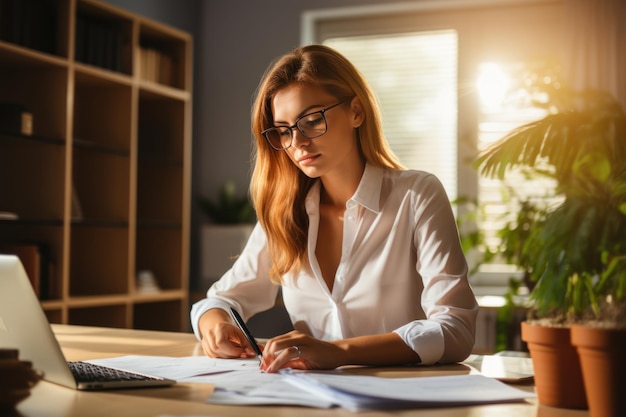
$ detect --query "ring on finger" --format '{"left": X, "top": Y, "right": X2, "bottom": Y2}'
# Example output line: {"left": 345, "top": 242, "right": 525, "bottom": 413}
{"left": 292, "top": 345, "right": 301, "bottom": 359}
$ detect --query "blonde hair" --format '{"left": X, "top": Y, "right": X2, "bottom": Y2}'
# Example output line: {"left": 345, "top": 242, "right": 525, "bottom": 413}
{"left": 250, "top": 44, "right": 402, "bottom": 283}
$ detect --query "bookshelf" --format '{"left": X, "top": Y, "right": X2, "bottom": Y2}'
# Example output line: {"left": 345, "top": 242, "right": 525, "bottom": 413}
{"left": 0, "top": 0, "right": 192, "bottom": 332}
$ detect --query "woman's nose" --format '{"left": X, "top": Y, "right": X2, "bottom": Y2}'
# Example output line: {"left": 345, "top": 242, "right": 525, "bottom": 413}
{"left": 290, "top": 128, "right": 311, "bottom": 148}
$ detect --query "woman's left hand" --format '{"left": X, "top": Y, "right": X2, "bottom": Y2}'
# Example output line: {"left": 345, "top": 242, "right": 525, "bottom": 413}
{"left": 260, "top": 330, "right": 344, "bottom": 373}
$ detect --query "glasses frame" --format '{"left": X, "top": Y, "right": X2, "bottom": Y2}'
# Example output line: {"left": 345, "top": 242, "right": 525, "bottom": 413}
{"left": 261, "top": 101, "right": 345, "bottom": 151}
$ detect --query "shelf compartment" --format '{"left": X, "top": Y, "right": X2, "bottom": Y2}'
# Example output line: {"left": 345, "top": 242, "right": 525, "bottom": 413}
{"left": 69, "top": 225, "right": 129, "bottom": 296}
{"left": 138, "top": 22, "right": 190, "bottom": 90}
{"left": 137, "top": 92, "right": 185, "bottom": 224}
{"left": 74, "top": 70, "right": 132, "bottom": 151}
{"left": 69, "top": 303, "right": 128, "bottom": 327}
{"left": 0, "top": 63, "right": 68, "bottom": 139}
{"left": 0, "top": 0, "right": 69, "bottom": 57}
{"left": 136, "top": 162, "right": 183, "bottom": 223}
{"left": 72, "top": 149, "right": 130, "bottom": 221}
{"left": 0, "top": 222, "right": 64, "bottom": 300}
{"left": 0, "top": 138, "right": 66, "bottom": 220}
{"left": 74, "top": 0, "right": 133, "bottom": 75}
{"left": 133, "top": 299, "right": 184, "bottom": 332}
{"left": 135, "top": 227, "right": 184, "bottom": 291}
{"left": 138, "top": 92, "right": 185, "bottom": 161}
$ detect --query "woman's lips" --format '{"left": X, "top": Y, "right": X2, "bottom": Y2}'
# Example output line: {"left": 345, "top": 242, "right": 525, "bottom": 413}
{"left": 297, "top": 154, "right": 320, "bottom": 166}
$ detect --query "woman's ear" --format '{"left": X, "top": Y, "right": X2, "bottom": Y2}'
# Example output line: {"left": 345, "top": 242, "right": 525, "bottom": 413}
{"left": 350, "top": 96, "right": 365, "bottom": 128}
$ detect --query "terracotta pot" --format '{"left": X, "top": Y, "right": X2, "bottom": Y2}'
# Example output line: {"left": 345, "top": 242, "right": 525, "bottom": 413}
{"left": 571, "top": 325, "right": 626, "bottom": 417}
{"left": 520, "top": 321, "right": 587, "bottom": 409}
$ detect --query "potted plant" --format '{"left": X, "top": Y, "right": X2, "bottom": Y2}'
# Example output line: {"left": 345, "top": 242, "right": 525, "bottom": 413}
{"left": 453, "top": 195, "right": 533, "bottom": 352}
{"left": 199, "top": 181, "right": 256, "bottom": 225}
{"left": 198, "top": 181, "right": 256, "bottom": 283}
{"left": 475, "top": 88, "right": 626, "bottom": 415}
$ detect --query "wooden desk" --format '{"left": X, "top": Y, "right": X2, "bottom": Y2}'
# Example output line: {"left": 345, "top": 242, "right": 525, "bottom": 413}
{"left": 11, "top": 325, "right": 588, "bottom": 417}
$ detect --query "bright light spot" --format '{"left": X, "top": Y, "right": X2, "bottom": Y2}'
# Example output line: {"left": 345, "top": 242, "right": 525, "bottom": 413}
{"left": 477, "top": 295, "right": 507, "bottom": 307}
{"left": 477, "top": 63, "right": 510, "bottom": 110}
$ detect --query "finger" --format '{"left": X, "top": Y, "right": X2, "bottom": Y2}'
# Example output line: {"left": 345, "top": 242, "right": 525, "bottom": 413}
{"left": 201, "top": 338, "right": 217, "bottom": 357}
{"left": 261, "top": 345, "right": 304, "bottom": 373}
{"left": 204, "top": 325, "right": 255, "bottom": 359}
{"left": 262, "top": 331, "right": 304, "bottom": 356}
{"left": 201, "top": 328, "right": 235, "bottom": 358}
{"left": 277, "top": 345, "right": 301, "bottom": 359}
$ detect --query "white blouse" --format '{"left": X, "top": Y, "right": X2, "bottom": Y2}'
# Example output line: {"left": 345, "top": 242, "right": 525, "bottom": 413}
{"left": 191, "top": 164, "right": 478, "bottom": 365}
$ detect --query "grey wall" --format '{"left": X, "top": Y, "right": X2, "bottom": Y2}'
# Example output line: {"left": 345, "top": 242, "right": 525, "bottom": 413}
{"left": 102, "top": 0, "right": 410, "bottom": 289}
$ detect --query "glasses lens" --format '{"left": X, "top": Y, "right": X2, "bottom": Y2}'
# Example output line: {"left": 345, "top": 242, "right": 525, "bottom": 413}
{"left": 297, "top": 111, "right": 327, "bottom": 139}
{"left": 264, "top": 127, "right": 292, "bottom": 150}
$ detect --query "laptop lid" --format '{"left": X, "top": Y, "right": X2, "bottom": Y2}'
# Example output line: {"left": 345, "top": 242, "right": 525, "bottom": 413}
{"left": 0, "top": 254, "right": 78, "bottom": 389}
{"left": 0, "top": 255, "right": 175, "bottom": 390}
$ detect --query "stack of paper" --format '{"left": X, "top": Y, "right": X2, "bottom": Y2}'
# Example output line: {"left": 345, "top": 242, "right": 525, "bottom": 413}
{"left": 279, "top": 369, "right": 534, "bottom": 411}
{"left": 87, "top": 355, "right": 534, "bottom": 411}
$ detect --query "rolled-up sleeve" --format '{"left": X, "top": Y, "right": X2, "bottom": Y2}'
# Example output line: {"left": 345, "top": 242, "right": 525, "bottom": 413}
{"left": 190, "top": 223, "right": 279, "bottom": 340}
{"left": 394, "top": 174, "right": 478, "bottom": 364}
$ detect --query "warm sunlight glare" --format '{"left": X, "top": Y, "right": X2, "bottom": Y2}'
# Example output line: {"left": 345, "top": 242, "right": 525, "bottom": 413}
{"left": 477, "top": 63, "right": 510, "bottom": 111}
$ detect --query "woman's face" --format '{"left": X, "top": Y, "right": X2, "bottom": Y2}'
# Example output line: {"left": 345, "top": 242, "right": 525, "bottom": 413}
{"left": 270, "top": 83, "right": 364, "bottom": 179}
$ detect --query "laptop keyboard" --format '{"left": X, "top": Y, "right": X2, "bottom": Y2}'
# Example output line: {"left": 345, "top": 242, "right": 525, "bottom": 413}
{"left": 68, "top": 361, "right": 165, "bottom": 383}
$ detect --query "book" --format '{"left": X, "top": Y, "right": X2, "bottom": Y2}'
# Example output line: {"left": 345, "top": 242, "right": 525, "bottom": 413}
{"left": 0, "top": 244, "right": 41, "bottom": 296}
{"left": 0, "top": 243, "right": 56, "bottom": 300}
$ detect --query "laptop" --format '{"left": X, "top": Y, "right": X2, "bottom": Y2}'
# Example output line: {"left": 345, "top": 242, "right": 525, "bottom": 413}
{"left": 0, "top": 254, "right": 176, "bottom": 390}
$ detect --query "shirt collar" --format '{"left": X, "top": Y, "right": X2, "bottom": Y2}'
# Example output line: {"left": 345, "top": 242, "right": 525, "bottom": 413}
{"left": 305, "top": 163, "right": 384, "bottom": 214}
{"left": 350, "top": 163, "right": 383, "bottom": 213}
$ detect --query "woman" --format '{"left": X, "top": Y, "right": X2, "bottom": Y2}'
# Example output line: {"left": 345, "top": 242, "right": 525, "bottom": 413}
{"left": 191, "top": 44, "right": 478, "bottom": 373}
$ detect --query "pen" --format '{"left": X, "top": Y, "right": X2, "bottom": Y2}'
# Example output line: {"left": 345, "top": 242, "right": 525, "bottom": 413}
{"left": 229, "top": 307, "right": 263, "bottom": 359}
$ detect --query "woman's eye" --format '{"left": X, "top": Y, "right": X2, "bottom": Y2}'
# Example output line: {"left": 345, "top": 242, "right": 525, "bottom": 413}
{"left": 303, "top": 114, "right": 323, "bottom": 127}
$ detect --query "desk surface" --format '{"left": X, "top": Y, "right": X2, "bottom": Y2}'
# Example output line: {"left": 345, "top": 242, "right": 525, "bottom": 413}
{"left": 11, "top": 324, "right": 588, "bottom": 417}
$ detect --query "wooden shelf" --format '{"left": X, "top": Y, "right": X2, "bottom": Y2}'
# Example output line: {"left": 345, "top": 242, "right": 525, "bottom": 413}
{"left": 0, "top": 0, "right": 192, "bottom": 331}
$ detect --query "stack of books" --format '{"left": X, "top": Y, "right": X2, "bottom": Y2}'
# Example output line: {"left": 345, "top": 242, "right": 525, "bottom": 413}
{"left": 139, "top": 46, "right": 175, "bottom": 86}
{"left": 0, "top": 0, "right": 58, "bottom": 54}
{"left": 0, "top": 244, "right": 55, "bottom": 300}
{"left": 75, "top": 12, "right": 126, "bottom": 72}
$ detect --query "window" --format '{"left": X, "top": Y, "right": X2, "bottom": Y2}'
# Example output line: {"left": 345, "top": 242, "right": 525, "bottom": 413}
{"left": 325, "top": 31, "right": 458, "bottom": 200}
{"left": 476, "top": 62, "right": 555, "bottom": 256}
{"left": 305, "top": 0, "right": 565, "bottom": 281}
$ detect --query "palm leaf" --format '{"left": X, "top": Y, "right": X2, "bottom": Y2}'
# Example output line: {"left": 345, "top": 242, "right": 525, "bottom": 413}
{"left": 474, "top": 91, "right": 626, "bottom": 184}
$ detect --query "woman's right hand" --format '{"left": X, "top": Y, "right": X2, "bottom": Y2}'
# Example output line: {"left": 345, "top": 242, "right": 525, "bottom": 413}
{"left": 198, "top": 308, "right": 258, "bottom": 359}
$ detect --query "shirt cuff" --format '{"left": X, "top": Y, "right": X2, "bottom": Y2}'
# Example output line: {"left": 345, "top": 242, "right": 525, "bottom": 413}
{"left": 190, "top": 297, "right": 235, "bottom": 340}
{"left": 394, "top": 320, "right": 445, "bottom": 365}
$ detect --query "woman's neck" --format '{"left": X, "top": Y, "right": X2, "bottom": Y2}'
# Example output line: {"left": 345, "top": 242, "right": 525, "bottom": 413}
{"left": 320, "top": 160, "right": 365, "bottom": 209}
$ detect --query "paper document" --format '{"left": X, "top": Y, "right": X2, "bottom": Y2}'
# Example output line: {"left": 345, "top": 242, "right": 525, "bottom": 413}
{"left": 182, "top": 371, "right": 336, "bottom": 408}
{"left": 86, "top": 355, "right": 259, "bottom": 380}
{"left": 464, "top": 354, "right": 534, "bottom": 382}
{"left": 280, "top": 369, "right": 535, "bottom": 411}
{"left": 86, "top": 355, "right": 534, "bottom": 411}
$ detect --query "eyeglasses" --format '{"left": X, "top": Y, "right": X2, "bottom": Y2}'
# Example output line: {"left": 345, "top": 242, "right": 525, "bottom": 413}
{"left": 261, "top": 101, "right": 345, "bottom": 151}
